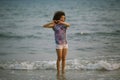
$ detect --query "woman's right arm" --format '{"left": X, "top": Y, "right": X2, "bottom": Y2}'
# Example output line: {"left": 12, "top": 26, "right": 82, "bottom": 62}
{"left": 43, "top": 21, "right": 55, "bottom": 28}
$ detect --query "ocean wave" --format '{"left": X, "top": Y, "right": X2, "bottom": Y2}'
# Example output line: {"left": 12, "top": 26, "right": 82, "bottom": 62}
{"left": 74, "top": 30, "right": 120, "bottom": 36}
{"left": 0, "top": 59, "right": 119, "bottom": 71}
{"left": 0, "top": 32, "right": 41, "bottom": 39}
{"left": 67, "top": 59, "right": 120, "bottom": 70}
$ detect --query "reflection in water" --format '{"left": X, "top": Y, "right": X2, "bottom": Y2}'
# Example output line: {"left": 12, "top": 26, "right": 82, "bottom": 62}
{"left": 56, "top": 73, "right": 67, "bottom": 80}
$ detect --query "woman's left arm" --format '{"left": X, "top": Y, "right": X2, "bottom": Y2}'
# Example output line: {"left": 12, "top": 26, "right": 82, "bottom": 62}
{"left": 59, "top": 21, "right": 70, "bottom": 27}
{"left": 62, "top": 22, "right": 70, "bottom": 27}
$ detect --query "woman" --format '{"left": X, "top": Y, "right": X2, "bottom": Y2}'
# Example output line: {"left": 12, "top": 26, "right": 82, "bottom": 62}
{"left": 43, "top": 11, "right": 70, "bottom": 74}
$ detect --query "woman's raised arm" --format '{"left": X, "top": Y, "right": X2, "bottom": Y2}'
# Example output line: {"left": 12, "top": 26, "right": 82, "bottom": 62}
{"left": 43, "top": 21, "right": 55, "bottom": 28}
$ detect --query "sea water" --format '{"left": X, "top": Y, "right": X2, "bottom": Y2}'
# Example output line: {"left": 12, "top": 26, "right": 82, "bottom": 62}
{"left": 0, "top": 0, "right": 120, "bottom": 79}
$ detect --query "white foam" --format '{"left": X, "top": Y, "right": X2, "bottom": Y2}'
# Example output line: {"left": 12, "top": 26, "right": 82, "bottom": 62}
{"left": 9, "top": 61, "right": 35, "bottom": 70}
{"left": 98, "top": 61, "right": 120, "bottom": 70}
{"left": 0, "top": 59, "right": 120, "bottom": 70}
{"left": 66, "top": 59, "right": 120, "bottom": 70}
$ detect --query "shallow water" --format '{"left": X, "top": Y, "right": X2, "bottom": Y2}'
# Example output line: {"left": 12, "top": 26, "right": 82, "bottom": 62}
{"left": 0, "top": 69, "right": 120, "bottom": 80}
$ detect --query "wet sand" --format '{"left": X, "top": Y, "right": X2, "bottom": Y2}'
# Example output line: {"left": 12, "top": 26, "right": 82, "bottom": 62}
{"left": 0, "top": 69, "right": 120, "bottom": 80}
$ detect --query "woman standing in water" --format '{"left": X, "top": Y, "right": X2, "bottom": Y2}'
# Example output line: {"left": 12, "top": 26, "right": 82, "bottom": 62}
{"left": 43, "top": 11, "right": 70, "bottom": 74}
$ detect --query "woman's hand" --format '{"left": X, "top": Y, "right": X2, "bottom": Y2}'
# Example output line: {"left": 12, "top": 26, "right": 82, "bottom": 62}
{"left": 53, "top": 20, "right": 59, "bottom": 24}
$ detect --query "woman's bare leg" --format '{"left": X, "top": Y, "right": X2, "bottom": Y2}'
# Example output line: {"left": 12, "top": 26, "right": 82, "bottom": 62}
{"left": 56, "top": 49, "right": 62, "bottom": 74}
{"left": 62, "top": 48, "right": 68, "bottom": 73}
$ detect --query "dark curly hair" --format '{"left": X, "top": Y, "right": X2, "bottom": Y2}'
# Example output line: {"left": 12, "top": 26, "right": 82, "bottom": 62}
{"left": 53, "top": 11, "right": 65, "bottom": 20}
